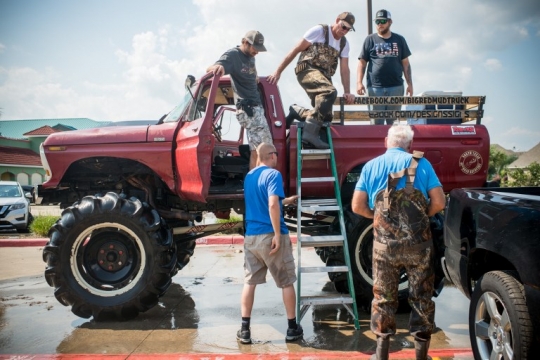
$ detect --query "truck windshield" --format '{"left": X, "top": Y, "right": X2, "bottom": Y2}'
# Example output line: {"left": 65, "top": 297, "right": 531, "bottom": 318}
{"left": 162, "top": 91, "right": 193, "bottom": 123}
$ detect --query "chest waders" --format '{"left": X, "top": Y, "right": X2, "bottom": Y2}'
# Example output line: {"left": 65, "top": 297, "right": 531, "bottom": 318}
{"left": 294, "top": 25, "right": 346, "bottom": 149}
{"left": 369, "top": 151, "right": 435, "bottom": 360}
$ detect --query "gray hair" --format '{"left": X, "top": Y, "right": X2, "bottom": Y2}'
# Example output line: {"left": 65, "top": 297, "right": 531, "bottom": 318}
{"left": 387, "top": 125, "right": 414, "bottom": 149}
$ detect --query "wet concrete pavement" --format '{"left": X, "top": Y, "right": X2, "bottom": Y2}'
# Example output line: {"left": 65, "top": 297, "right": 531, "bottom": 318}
{"left": 0, "top": 244, "right": 474, "bottom": 359}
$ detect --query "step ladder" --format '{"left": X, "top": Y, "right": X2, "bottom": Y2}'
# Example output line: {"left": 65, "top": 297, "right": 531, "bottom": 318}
{"left": 295, "top": 123, "right": 360, "bottom": 330}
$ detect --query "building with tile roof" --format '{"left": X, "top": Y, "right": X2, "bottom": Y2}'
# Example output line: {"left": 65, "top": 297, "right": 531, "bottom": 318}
{"left": 0, "top": 137, "right": 45, "bottom": 185}
{"left": 0, "top": 118, "right": 108, "bottom": 139}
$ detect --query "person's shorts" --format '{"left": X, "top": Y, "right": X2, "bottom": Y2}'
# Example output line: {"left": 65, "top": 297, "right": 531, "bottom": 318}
{"left": 243, "top": 233, "right": 297, "bottom": 288}
{"left": 236, "top": 106, "right": 273, "bottom": 151}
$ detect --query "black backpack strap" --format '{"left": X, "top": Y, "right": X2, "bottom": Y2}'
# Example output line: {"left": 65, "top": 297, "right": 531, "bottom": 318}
{"left": 320, "top": 24, "right": 329, "bottom": 45}
{"left": 320, "top": 24, "right": 345, "bottom": 55}
{"left": 339, "top": 37, "right": 346, "bottom": 56}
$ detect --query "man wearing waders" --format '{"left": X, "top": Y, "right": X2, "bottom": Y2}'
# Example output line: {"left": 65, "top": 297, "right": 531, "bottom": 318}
{"left": 351, "top": 125, "right": 446, "bottom": 360}
{"left": 267, "top": 12, "right": 356, "bottom": 149}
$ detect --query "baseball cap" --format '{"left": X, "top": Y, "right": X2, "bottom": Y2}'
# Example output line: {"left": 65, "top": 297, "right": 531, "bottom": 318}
{"left": 338, "top": 12, "right": 355, "bottom": 31}
{"left": 375, "top": 9, "right": 391, "bottom": 20}
{"left": 244, "top": 30, "right": 267, "bottom": 52}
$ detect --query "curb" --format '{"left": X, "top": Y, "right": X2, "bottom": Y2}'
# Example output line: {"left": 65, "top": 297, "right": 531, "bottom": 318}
{"left": 0, "top": 235, "right": 299, "bottom": 248}
{"left": 0, "top": 349, "right": 474, "bottom": 359}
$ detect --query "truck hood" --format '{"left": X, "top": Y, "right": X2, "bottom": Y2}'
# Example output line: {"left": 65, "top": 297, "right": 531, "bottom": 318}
{"left": 43, "top": 125, "right": 150, "bottom": 146}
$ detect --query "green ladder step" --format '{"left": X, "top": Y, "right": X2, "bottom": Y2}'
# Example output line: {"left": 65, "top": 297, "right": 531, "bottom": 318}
{"left": 300, "top": 265, "right": 349, "bottom": 273}
{"left": 300, "top": 176, "right": 335, "bottom": 183}
{"left": 299, "top": 235, "right": 344, "bottom": 247}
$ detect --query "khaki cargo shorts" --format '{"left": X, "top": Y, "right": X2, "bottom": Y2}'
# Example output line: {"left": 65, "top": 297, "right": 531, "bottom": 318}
{"left": 236, "top": 106, "right": 273, "bottom": 150}
{"left": 243, "top": 233, "right": 297, "bottom": 288}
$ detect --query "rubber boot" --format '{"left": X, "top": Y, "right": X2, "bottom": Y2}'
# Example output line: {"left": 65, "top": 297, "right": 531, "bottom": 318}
{"left": 369, "top": 337, "right": 390, "bottom": 360}
{"left": 415, "top": 340, "right": 432, "bottom": 360}
{"left": 302, "top": 117, "right": 329, "bottom": 149}
{"left": 285, "top": 104, "right": 309, "bottom": 128}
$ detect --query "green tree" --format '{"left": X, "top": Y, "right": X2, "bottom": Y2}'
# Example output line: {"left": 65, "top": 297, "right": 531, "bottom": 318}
{"left": 488, "top": 146, "right": 518, "bottom": 179}
{"left": 506, "top": 162, "right": 540, "bottom": 187}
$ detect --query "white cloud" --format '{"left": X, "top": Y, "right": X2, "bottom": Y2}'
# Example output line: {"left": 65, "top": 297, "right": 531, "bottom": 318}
{"left": 0, "top": 0, "right": 539, "bottom": 155}
{"left": 484, "top": 59, "right": 502, "bottom": 72}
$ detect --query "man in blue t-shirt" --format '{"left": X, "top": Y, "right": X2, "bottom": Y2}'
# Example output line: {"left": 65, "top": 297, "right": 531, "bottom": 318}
{"left": 357, "top": 9, "right": 413, "bottom": 125}
{"left": 352, "top": 125, "right": 445, "bottom": 360}
{"left": 237, "top": 142, "right": 302, "bottom": 344}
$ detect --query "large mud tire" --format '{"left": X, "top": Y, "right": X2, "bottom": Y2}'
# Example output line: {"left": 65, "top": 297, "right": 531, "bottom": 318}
{"left": 42, "top": 192, "right": 176, "bottom": 321}
{"left": 176, "top": 240, "right": 196, "bottom": 270}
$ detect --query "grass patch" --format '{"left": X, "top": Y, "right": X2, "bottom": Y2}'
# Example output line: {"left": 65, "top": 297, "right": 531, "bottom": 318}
{"left": 216, "top": 215, "right": 243, "bottom": 235}
{"left": 30, "top": 215, "right": 60, "bottom": 237}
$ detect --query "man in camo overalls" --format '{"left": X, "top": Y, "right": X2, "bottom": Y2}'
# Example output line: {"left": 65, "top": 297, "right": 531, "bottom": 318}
{"left": 351, "top": 125, "right": 446, "bottom": 360}
{"left": 267, "top": 12, "right": 356, "bottom": 149}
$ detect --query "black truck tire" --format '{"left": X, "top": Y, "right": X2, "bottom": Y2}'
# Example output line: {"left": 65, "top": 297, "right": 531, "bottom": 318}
{"left": 346, "top": 214, "right": 410, "bottom": 310}
{"left": 42, "top": 192, "right": 177, "bottom": 321}
{"left": 469, "top": 271, "right": 534, "bottom": 360}
{"left": 176, "top": 240, "right": 196, "bottom": 270}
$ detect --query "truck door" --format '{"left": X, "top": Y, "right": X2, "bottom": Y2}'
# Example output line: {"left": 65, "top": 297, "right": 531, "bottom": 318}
{"left": 174, "top": 73, "right": 221, "bottom": 203}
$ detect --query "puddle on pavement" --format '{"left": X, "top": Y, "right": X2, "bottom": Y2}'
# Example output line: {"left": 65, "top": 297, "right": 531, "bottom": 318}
{"left": 0, "top": 246, "right": 474, "bottom": 357}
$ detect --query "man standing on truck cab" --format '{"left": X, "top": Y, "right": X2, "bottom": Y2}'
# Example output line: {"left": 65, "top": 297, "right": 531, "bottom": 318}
{"left": 237, "top": 142, "right": 302, "bottom": 344}
{"left": 207, "top": 30, "right": 273, "bottom": 169}
{"left": 357, "top": 9, "right": 413, "bottom": 125}
{"left": 351, "top": 125, "right": 445, "bottom": 360}
{"left": 267, "top": 12, "right": 356, "bottom": 149}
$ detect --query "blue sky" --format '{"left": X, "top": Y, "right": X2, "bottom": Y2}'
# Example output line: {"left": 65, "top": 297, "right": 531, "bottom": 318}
{"left": 1, "top": 0, "right": 539, "bottom": 152}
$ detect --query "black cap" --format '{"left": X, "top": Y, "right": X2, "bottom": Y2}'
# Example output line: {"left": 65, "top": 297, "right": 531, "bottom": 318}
{"left": 375, "top": 9, "right": 392, "bottom": 20}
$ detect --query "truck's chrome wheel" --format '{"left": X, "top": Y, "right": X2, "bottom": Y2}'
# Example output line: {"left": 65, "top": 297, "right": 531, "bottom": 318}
{"left": 472, "top": 290, "right": 513, "bottom": 360}
{"left": 469, "top": 271, "right": 533, "bottom": 360}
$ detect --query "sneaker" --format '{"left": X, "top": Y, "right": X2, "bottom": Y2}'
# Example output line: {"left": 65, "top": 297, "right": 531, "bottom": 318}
{"left": 285, "top": 324, "right": 304, "bottom": 342}
{"left": 236, "top": 328, "right": 252, "bottom": 344}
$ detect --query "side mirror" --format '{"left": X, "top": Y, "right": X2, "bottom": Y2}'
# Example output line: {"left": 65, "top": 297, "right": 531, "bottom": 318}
{"left": 185, "top": 75, "right": 196, "bottom": 89}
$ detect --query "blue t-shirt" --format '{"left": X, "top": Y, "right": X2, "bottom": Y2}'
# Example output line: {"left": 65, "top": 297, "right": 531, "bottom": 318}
{"left": 244, "top": 165, "right": 289, "bottom": 236}
{"left": 355, "top": 148, "right": 442, "bottom": 209}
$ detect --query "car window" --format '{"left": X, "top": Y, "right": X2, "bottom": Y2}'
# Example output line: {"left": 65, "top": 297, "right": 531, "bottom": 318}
{"left": 0, "top": 185, "right": 22, "bottom": 197}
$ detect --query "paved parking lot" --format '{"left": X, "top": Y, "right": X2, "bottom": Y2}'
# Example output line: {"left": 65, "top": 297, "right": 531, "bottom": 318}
{"left": 0, "top": 243, "right": 474, "bottom": 359}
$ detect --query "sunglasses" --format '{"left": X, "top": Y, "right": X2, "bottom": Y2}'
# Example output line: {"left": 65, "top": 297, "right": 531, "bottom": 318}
{"left": 340, "top": 22, "right": 352, "bottom": 32}
{"left": 375, "top": 19, "right": 388, "bottom": 25}
{"left": 268, "top": 151, "right": 278, "bottom": 156}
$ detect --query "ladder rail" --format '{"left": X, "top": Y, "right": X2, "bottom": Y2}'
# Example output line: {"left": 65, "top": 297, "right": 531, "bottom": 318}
{"left": 327, "top": 127, "right": 361, "bottom": 327}
{"left": 295, "top": 124, "right": 360, "bottom": 330}
{"left": 296, "top": 124, "right": 304, "bottom": 323}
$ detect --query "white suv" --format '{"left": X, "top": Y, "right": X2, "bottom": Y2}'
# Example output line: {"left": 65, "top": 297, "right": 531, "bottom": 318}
{"left": 0, "top": 181, "right": 32, "bottom": 232}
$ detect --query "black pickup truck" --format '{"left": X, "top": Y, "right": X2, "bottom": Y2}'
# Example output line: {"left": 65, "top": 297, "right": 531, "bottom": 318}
{"left": 442, "top": 187, "right": 540, "bottom": 360}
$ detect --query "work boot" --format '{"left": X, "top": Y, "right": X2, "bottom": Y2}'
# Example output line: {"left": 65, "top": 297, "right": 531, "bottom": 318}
{"left": 369, "top": 336, "right": 390, "bottom": 360}
{"left": 302, "top": 117, "right": 330, "bottom": 149}
{"left": 415, "top": 339, "right": 432, "bottom": 360}
{"left": 285, "top": 104, "right": 309, "bottom": 128}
